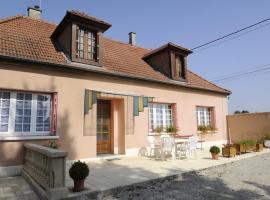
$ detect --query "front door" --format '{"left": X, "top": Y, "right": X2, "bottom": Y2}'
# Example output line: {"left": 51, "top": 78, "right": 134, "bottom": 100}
{"left": 97, "top": 99, "right": 111, "bottom": 154}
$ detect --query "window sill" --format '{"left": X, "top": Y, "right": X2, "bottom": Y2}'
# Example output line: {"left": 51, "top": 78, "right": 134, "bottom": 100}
{"left": 197, "top": 131, "right": 219, "bottom": 134}
{"left": 0, "top": 135, "right": 59, "bottom": 141}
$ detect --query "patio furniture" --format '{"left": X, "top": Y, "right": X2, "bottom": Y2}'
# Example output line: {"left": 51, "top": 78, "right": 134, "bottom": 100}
{"left": 197, "top": 139, "right": 205, "bottom": 150}
{"left": 147, "top": 135, "right": 161, "bottom": 159}
{"left": 160, "top": 136, "right": 175, "bottom": 160}
{"left": 175, "top": 140, "right": 188, "bottom": 159}
{"left": 186, "top": 136, "right": 198, "bottom": 159}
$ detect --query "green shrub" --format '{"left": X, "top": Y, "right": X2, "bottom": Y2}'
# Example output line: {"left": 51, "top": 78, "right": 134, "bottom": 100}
{"left": 240, "top": 140, "right": 256, "bottom": 148}
{"left": 48, "top": 140, "right": 58, "bottom": 149}
{"left": 198, "top": 125, "right": 216, "bottom": 133}
{"left": 166, "top": 125, "right": 178, "bottom": 134}
{"left": 209, "top": 146, "right": 220, "bottom": 154}
{"left": 69, "top": 160, "right": 89, "bottom": 181}
{"left": 198, "top": 125, "right": 208, "bottom": 133}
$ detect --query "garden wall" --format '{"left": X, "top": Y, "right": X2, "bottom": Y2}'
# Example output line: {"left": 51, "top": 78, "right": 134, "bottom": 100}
{"left": 227, "top": 112, "right": 270, "bottom": 143}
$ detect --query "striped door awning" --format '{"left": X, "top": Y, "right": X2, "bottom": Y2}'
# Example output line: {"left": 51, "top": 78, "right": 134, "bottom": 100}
{"left": 84, "top": 89, "right": 154, "bottom": 116}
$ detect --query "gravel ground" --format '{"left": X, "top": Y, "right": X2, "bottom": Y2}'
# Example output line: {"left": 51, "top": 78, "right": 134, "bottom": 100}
{"left": 96, "top": 153, "right": 270, "bottom": 200}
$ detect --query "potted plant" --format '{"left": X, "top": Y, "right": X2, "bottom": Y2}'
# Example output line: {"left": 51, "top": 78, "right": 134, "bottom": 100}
{"left": 222, "top": 144, "right": 236, "bottom": 157}
{"left": 165, "top": 125, "right": 178, "bottom": 135}
{"left": 241, "top": 140, "right": 256, "bottom": 152}
{"left": 209, "top": 146, "right": 220, "bottom": 160}
{"left": 256, "top": 142, "right": 264, "bottom": 152}
{"left": 198, "top": 125, "right": 208, "bottom": 134}
{"left": 69, "top": 160, "right": 89, "bottom": 192}
{"left": 263, "top": 134, "right": 270, "bottom": 148}
{"left": 154, "top": 126, "right": 163, "bottom": 134}
{"left": 48, "top": 140, "right": 60, "bottom": 149}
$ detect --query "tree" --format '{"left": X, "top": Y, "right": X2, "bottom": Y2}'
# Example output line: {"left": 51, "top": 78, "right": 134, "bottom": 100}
{"left": 241, "top": 110, "right": 249, "bottom": 114}
{"left": 234, "top": 110, "right": 241, "bottom": 114}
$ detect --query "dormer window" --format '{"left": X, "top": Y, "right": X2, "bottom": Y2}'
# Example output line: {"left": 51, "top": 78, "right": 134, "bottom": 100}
{"left": 51, "top": 10, "right": 111, "bottom": 67}
{"left": 175, "top": 55, "right": 185, "bottom": 79}
{"left": 143, "top": 42, "right": 192, "bottom": 82}
{"left": 75, "top": 27, "right": 97, "bottom": 61}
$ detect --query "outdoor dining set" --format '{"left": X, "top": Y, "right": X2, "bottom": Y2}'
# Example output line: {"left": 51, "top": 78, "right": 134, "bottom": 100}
{"left": 147, "top": 134, "right": 200, "bottom": 160}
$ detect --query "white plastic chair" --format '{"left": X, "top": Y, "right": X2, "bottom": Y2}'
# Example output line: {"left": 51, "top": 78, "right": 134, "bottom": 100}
{"left": 161, "top": 136, "right": 175, "bottom": 160}
{"left": 147, "top": 136, "right": 161, "bottom": 159}
{"left": 187, "top": 136, "right": 198, "bottom": 159}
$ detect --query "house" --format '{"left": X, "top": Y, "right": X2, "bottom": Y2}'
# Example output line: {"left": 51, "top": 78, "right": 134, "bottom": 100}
{"left": 0, "top": 6, "right": 230, "bottom": 176}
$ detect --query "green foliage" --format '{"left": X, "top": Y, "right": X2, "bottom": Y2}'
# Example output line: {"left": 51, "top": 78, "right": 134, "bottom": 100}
{"left": 48, "top": 140, "right": 58, "bottom": 149}
{"left": 209, "top": 146, "right": 220, "bottom": 154}
{"left": 69, "top": 160, "right": 89, "bottom": 181}
{"left": 166, "top": 125, "right": 178, "bottom": 134}
{"left": 198, "top": 125, "right": 216, "bottom": 134}
{"left": 239, "top": 140, "right": 256, "bottom": 148}
{"left": 234, "top": 110, "right": 249, "bottom": 114}
{"left": 241, "top": 110, "right": 249, "bottom": 114}
{"left": 154, "top": 126, "right": 163, "bottom": 133}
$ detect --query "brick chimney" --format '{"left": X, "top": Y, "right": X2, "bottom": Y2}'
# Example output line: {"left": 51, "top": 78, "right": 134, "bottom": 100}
{"left": 27, "top": 5, "right": 42, "bottom": 20}
{"left": 129, "top": 32, "right": 136, "bottom": 46}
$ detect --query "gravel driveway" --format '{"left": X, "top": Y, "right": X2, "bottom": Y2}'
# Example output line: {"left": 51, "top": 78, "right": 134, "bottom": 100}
{"left": 97, "top": 153, "right": 270, "bottom": 200}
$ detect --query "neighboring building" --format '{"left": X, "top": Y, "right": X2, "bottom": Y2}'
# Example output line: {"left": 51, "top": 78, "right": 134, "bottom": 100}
{"left": 0, "top": 7, "right": 230, "bottom": 175}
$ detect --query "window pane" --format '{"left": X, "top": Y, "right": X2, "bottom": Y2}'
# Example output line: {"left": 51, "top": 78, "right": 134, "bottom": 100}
{"left": 76, "top": 28, "right": 84, "bottom": 58}
{"left": 36, "top": 95, "right": 51, "bottom": 132}
{"left": 0, "top": 91, "right": 10, "bottom": 132}
{"left": 149, "top": 103, "right": 173, "bottom": 132}
{"left": 15, "top": 93, "right": 32, "bottom": 132}
{"left": 87, "top": 31, "right": 97, "bottom": 60}
{"left": 196, "top": 106, "right": 212, "bottom": 127}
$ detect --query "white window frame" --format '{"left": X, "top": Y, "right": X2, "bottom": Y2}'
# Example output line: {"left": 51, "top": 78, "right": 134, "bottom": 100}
{"left": 149, "top": 103, "right": 173, "bottom": 132}
{"left": 196, "top": 106, "right": 213, "bottom": 127}
{"left": 0, "top": 91, "right": 52, "bottom": 137}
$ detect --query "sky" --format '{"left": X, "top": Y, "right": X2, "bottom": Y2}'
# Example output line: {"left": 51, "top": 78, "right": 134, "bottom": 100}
{"left": 1, "top": 0, "right": 270, "bottom": 114}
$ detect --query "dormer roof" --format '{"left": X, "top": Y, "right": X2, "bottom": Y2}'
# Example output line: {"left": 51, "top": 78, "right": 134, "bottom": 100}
{"left": 51, "top": 10, "right": 111, "bottom": 39}
{"left": 143, "top": 42, "right": 192, "bottom": 59}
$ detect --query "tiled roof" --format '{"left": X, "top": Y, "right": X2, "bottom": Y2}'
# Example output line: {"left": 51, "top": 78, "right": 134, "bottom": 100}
{"left": 0, "top": 15, "right": 230, "bottom": 94}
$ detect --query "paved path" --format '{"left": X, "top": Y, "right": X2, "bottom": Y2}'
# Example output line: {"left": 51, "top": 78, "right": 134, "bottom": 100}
{"left": 96, "top": 153, "right": 270, "bottom": 200}
{"left": 66, "top": 149, "right": 270, "bottom": 199}
{"left": 0, "top": 176, "right": 38, "bottom": 200}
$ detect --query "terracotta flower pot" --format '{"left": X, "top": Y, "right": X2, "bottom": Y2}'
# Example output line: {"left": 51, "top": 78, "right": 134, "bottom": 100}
{"left": 211, "top": 153, "right": 219, "bottom": 160}
{"left": 73, "top": 179, "right": 85, "bottom": 192}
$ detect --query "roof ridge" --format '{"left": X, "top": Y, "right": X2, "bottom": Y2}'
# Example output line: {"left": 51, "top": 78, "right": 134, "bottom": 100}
{"left": 22, "top": 15, "right": 58, "bottom": 26}
{"left": 0, "top": 14, "right": 24, "bottom": 24}
{"left": 103, "top": 36, "right": 152, "bottom": 51}
{"left": 188, "top": 70, "right": 231, "bottom": 93}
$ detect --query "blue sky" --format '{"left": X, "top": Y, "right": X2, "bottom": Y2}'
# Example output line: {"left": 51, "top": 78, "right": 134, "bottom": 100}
{"left": 1, "top": 0, "right": 270, "bottom": 113}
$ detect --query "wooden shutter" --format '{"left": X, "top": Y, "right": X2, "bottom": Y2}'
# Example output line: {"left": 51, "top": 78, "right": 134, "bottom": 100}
{"left": 51, "top": 93, "right": 58, "bottom": 134}
{"left": 133, "top": 96, "right": 139, "bottom": 116}
{"left": 138, "top": 96, "right": 144, "bottom": 112}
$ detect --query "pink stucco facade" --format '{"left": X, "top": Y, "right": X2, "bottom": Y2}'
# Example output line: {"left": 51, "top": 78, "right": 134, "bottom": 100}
{"left": 0, "top": 62, "right": 229, "bottom": 167}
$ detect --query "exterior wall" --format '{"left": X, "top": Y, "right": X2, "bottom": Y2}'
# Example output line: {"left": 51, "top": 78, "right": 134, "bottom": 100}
{"left": 0, "top": 61, "right": 228, "bottom": 166}
{"left": 227, "top": 112, "right": 270, "bottom": 143}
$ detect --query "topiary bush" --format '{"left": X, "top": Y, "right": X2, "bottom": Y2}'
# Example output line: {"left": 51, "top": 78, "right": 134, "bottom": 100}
{"left": 69, "top": 160, "right": 89, "bottom": 181}
{"left": 209, "top": 146, "right": 220, "bottom": 154}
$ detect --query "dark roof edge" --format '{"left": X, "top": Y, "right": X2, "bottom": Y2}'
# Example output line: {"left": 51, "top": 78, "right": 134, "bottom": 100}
{"left": 143, "top": 42, "right": 193, "bottom": 59}
{"left": 0, "top": 54, "right": 231, "bottom": 95}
